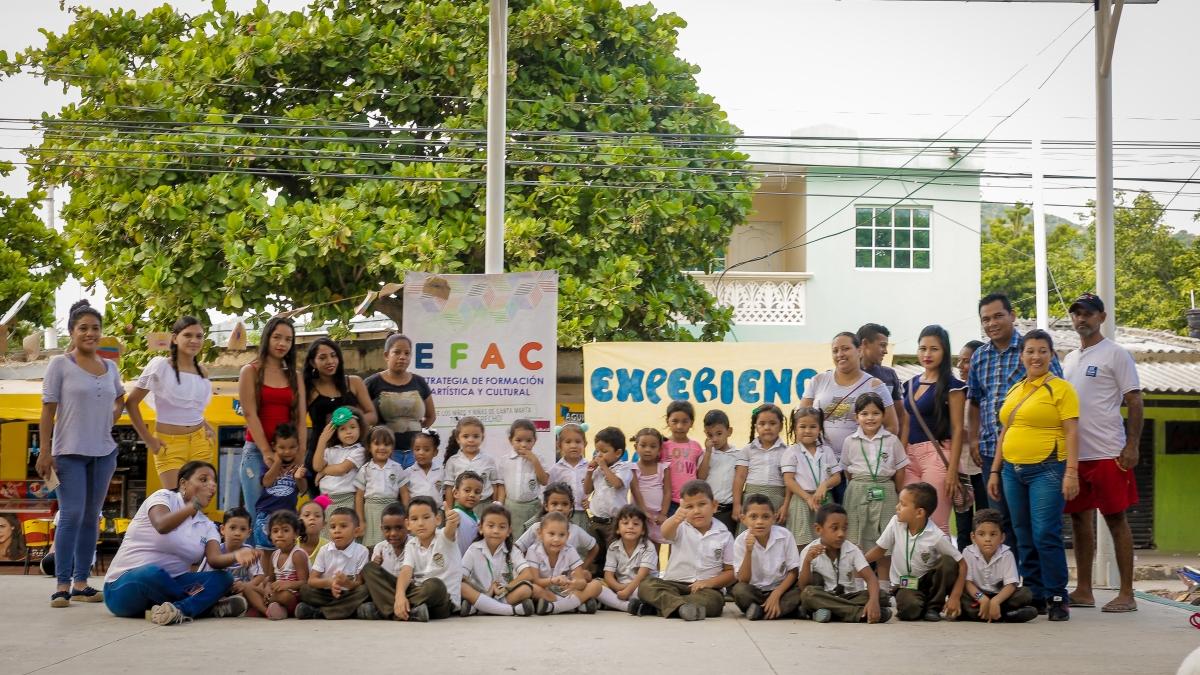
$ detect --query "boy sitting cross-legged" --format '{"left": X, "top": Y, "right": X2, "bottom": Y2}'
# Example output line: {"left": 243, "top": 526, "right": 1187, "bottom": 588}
{"left": 960, "top": 508, "right": 1037, "bottom": 623}
{"left": 798, "top": 503, "right": 889, "bottom": 623}
{"left": 636, "top": 480, "right": 735, "bottom": 621}
{"left": 865, "top": 482, "right": 966, "bottom": 622}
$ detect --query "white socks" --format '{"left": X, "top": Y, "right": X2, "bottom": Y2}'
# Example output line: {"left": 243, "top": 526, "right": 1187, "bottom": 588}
{"left": 551, "top": 596, "right": 582, "bottom": 614}
{"left": 473, "top": 595, "right": 515, "bottom": 616}
{"left": 598, "top": 587, "right": 629, "bottom": 611}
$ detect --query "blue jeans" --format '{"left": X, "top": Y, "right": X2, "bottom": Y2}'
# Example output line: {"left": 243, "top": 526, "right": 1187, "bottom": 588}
{"left": 1003, "top": 458, "right": 1068, "bottom": 601}
{"left": 239, "top": 442, "right": 265, "bottom": 519}
{"left": 104, "top": 566, "right": 232, "bottom": 618}
{"left": 252, "top": 509, "right": 274, "bottom": 549}
{"left": 54, "top": 450, "right": 118, "bottom": 585}
{"left": 981, "top": 454, "right": 1019, "bottom": 549}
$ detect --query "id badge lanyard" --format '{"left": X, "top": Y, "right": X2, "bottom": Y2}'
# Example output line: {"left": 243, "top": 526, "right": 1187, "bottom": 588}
{"left": 859, "top": 438, "right": 884, "bottom": 481}
{"left": 905, "top": 528, "right": 922, "bottom": 578}
{"left": 803, "top": 450, "right": 823, "bottom": 490}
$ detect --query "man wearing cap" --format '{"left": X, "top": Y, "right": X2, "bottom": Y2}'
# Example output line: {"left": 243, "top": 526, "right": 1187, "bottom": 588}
{"left": 1062, "top": 293, "right": 1143, "bottom": 613}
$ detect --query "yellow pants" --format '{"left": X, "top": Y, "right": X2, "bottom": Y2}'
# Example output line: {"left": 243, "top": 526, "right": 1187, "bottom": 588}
{"left": 153, "top": 428, "right": 214, "bottom": 475}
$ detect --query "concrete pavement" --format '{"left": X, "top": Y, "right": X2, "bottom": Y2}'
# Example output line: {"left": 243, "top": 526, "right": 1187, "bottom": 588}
{"left": 1, "top": 576, "right": 1197, "bottom": 675}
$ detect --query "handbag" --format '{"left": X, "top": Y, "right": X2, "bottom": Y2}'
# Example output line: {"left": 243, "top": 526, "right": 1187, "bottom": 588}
{"left": 906, "top": 378, "right": 974, "bottom": 513}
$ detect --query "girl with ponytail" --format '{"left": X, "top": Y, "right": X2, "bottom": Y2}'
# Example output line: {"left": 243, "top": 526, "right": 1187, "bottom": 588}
{"left": 128, "top": 316, "right": 215, "bottom": 491}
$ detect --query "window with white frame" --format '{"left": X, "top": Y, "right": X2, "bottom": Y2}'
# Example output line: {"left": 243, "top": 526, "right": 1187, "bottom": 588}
{"left": 854, "top": 206, "right": 931, "bottom": 270}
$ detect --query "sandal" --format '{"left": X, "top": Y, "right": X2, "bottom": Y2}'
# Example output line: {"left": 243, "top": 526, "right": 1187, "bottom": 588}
{"left": 1101, "top": 599, "right": 1137, "bottom": 613}
{"left": 50, "top": 591, "right": 71, "bottom": 608}
{"left": 70, "top": 586, "right": 104, "bottom": 603}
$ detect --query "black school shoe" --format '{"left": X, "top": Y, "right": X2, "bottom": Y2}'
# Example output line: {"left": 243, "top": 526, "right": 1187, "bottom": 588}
{"left": 1003, "top": 607, "right": 1039, "bottom": 623}
{"left": 1031, "top": 598, "right": 1048, "bottom": 615}
{"left": 1047, "top": 596, "right": 1070, "bottom": 622}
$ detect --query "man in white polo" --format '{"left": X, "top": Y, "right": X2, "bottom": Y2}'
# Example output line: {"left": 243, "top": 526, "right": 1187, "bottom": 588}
{"left": 1062, "top": 293, "right": 1143, "bottom": 613}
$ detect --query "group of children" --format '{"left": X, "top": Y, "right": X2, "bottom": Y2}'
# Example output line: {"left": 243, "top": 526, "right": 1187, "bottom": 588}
{"left": 207, "top": 399, "right": 1037, "bottom": 624}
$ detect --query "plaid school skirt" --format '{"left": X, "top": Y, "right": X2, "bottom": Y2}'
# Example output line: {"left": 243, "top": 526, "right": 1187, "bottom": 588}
{"left": 844, "top": 475, "right": 898, "bottom": 554}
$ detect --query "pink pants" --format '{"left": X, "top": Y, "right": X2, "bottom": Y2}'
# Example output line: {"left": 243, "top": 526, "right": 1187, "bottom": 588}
{"left": 904, "top": 441, "right": 951, "bottom": 535}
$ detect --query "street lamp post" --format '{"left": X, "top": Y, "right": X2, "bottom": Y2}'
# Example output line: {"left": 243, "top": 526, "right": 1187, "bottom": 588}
{"left": 484, "top": 0, "right": 508, "bottom": 275}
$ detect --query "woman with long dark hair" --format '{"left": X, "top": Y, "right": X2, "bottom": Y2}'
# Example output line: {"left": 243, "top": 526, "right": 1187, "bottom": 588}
{"left": 127, "top": 316, "right": 214, "bottom": 491}
{"left": 303, "top": 338, "right": 376, "bottom": 495}
{"left": 38, "top": 300, "right": 125, "bottom": 607}
{"left": 900, "top": 325, "right": 966, "bottom": 535}
{"left": 237, "top": 317, "right": 306, "bottom": 526}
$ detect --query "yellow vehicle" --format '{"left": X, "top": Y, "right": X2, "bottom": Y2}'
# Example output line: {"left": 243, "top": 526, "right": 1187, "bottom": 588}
{"left": 0, "top": 379, "right": 247, "bottom": 520}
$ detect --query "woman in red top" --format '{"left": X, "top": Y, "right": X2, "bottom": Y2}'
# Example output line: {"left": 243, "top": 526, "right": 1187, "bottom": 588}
{"left": 238, "top": 317, "right": 306, "bottom": 529}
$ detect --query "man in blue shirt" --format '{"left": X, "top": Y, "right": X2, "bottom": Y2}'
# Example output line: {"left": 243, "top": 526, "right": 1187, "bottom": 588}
{"left": 967, "top": 294, "right": 1062, "bottom": 573}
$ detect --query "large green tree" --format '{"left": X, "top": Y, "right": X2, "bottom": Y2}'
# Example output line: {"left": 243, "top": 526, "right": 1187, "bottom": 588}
{"left": 6, "top": 0, "right": 752, "bottom": 356}
{"left": 0, "top": 161, "right": 72, "bottom": 347}
{"left": 982, "top": 193, "right": 1196, "bottom": 333}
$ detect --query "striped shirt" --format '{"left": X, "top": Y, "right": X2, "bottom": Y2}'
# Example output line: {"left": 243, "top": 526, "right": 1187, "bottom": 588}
{"left": 967, "top": 330, "right": 1062, "bottom": 460}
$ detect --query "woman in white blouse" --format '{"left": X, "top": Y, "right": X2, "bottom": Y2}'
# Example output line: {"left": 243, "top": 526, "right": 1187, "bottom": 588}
{"left": 127, "top": 317, "right": 214, "bottom": 490}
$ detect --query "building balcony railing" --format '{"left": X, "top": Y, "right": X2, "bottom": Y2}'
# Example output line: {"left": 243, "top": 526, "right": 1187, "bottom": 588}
{"left": 686, "top": 271, "right": 811, "bottom": 326}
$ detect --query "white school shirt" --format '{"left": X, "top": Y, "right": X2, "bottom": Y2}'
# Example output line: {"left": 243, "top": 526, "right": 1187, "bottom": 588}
{"left": 800, "top": 540, "right": 870, "bottom": 593}
{"left": 503, "top": 451, "right": 545, "bottom": 503}
{"left": 443, "top": 451, "right": 504, "bottom": 500}
{"left": 842, "top": 429, "right": 909, "bottom": 479}
{"left": 312, "top": 540, "right": 370, "bottom": 577}
{"left": 462, "top": 540, "right": 529, "bottom": 590}
{"left": 105, "top": 489, "right": 220, "bottom": 583}
{"left": 372, "top": 539, "right": 408, "bottom": 577}
{"left": 354, "top": 459, "right": 410, "bottom": 499}
{"left": 403, "top": 528, "right": 464, "bottom": 605}
{"left": 875, "top": 516, "right": 962, "bottom": 585}
{"left": 515, "top": 521, "right": 597, "bottom": 559}
{"left": 588, "top": 460, "right": 634, "bottom": 519}
{"left": 549, "top": 458, "right": 589, "bottom": 510}
{"left": 524, "top": 541, "right": 584, "bottom": 579}
{"left": 319, "top": 443, "right": 367, "bottom": 495}
{"left": 735, "top": 438, "right": 788, "bottom": 487}
{"left": 604, "top": 538, "right": 659, "bottom": 584}
{"left": 1063, "top": 338, "right": 1141, "bottom": 461}
{"left": 962, "top": 544, "right": 1020, "bottom": 594}
{"left": 780, "top": 443, "right": 842, "bottom": 492}
{"left": 663, "top": 519, "right": 734, "bottom": 584}
{"left": 704, "top": 446, "right": 739, "bottom": 505}
{"left": 733, "top": 525, "right": 801, "bottom": 591}
{"left": 408, "top": 461, "right": 445, "bottom": 502}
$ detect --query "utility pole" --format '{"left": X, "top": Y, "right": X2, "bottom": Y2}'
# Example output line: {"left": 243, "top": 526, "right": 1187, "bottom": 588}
{"left": 484, "top": 0, "right": 508, "bottom": 274}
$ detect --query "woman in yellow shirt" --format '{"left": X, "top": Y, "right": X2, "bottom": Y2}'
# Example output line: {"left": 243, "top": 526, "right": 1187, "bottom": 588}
{"left": 987, "top": 329, "right": 1080, "bottom": 622}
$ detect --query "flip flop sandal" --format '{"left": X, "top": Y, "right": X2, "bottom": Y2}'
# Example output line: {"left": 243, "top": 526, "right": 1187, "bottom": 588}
{"left": 1101, "top": 601, "right": 1137, "bottom": 613}
{"left": 1071, "top": 600, "right": 1096, "bottom": 608}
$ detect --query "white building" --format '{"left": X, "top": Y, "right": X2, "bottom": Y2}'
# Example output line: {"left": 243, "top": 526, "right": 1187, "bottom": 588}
{"left": 688, "top": 127, "right": 983, "bottom": 353}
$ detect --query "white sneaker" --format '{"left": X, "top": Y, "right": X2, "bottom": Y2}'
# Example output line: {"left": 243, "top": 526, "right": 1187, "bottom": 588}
{"left": 149, "top": 602, "right": 191, "bottom": 626}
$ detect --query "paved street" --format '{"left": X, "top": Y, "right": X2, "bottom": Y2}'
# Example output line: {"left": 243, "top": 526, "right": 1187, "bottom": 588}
{"left": 2, "top": 576, "right": 1197, "bottom": 674}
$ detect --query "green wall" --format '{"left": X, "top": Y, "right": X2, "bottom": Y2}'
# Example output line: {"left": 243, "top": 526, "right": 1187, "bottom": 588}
{"left": 1146, "top": 395, "right": 1200, "bottom": 553}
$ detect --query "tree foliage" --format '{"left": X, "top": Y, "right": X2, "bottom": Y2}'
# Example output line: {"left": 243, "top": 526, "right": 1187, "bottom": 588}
{"left": 982, "top": 193, "right": 1197, "bottom": 333}
{"left": 8, "top": 0, "right": 752, "bottom": 357}
{"left": 0, "top": 161, "right": 72, "bottom": 346}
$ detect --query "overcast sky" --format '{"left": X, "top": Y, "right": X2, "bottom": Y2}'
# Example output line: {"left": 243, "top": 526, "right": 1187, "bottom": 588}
{"left": 2, "top": 0, "right": 1197, "bottom": 323}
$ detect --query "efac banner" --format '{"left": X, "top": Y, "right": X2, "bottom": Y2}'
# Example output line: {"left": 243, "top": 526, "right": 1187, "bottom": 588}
{"left": 404, "top": 271, "right": 558, "bottom": 466}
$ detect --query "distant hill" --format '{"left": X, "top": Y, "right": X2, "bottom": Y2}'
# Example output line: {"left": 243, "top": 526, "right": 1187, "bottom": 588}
{"left": 981, "top": 203, "right": 1079, "bottom": 233}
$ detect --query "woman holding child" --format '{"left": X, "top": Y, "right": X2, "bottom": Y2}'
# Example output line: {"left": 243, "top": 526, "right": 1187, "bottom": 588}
{"left": 988, "top": 329, "right": 1080, "bottom": 622}
{"left": 304, "top": 338, "right": 377, "bottom": 495}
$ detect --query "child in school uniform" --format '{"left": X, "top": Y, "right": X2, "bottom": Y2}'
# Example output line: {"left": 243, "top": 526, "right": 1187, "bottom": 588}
{"left": 359, "top": 500, "right": 447, "bottom": 621}
{"left": 296, "top": 507, "right": 370, "bottom": 620}
{"left": 600, "top": 505, "right": 658, "bottom": 614}
{"left": 460, "top": 504, "right": 536, "bottom": 617}
{"left": 960, "top": 509, "right": 1037, "bottom": 623}
{"left": 442, "top": 417, "right": 505, "bottom": 519}
{"left": 407, "top": 429, "right": 444, "bottom": 503}
{"left": 843, "top": 393, "right": 909, "bottom": 554}
{"left": 548, "top": 423, "right": 591, "bottom": 531}
{"left": 526, "top": 512, "right": 604, "bottom": 614}
{"left": 783, "top": 407, "right": 841, "bottom": 549}
{"left": 391, "top": 497, "right": 463, "bottom": 621}
{"left": 448, "top": 472, "right": 485, "bottom": 557}
{"left": 865, "top": 482, "right": 966, "bottom": 622}
{"left": 732, "top": 404, "right": 789, "bottom": 526}
{"left": 731, "top": 493, "right": 803, "bottom": 620}
{"left": 698, "top": 410, "right": 739, "bottom": 533}
{"left": 355, "top": 426, "right": 410, "bottom": 548}
{"left": 314, "top": 408, "right": 367, "bottom": 519}
{"left": 502, "top": 419, "right": 548, "bottom": 540}
{"left": 637, "top": 480, "right": 735, "bottom": 621}
{"left": 515, "top": 483, "right": 600, "bottom": 571}
{"left": 585, "top": 427, "right": 635, "bottom": 573}
{"left": 798, "top": 503, "right": 889, "bottom": 623}
{"left": 198, "top": 506, "right": 263, "bottom": 617}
